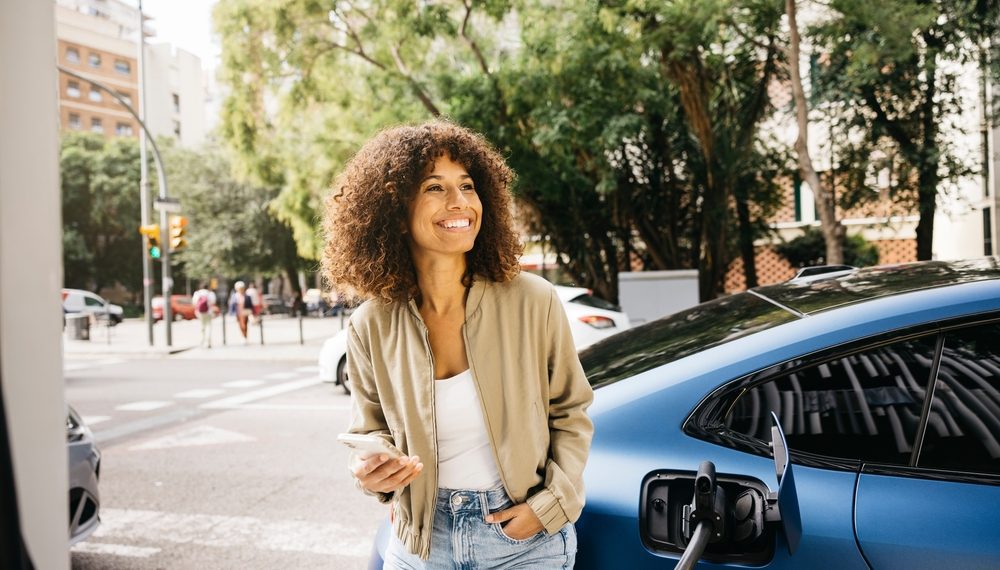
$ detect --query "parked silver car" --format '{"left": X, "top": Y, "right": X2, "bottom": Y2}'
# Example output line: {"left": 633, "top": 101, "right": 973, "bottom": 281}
{"left": 67, "top": 405, "right": 100, "bottom": 545}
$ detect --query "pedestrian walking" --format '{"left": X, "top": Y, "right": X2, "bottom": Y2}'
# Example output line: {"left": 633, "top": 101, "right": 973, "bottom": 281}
{"left": 230, "top": 281, "right": 253, "bottom": 344}
{"left": 324, "top": 121, "right": 593, "bottom": 568}
{"left": 192, "top": 283, "right": 216, "bottom": 348}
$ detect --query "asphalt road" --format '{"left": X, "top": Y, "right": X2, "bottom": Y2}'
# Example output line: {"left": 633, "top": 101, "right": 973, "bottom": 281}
{"left": 65, "top": 356, "right": 384, "bottom": 569}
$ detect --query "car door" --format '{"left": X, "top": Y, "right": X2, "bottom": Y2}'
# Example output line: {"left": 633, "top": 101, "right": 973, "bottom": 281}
{"left": 854, "top": 319, "right": 1000, "bottom": 569}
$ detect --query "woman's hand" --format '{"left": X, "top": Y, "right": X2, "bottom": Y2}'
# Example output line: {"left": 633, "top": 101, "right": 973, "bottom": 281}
{"left": 353, "top": 454, "right": 424, "bottom": 494}
{"left": 485, "top": 503, "right": 545, "bottom": 540}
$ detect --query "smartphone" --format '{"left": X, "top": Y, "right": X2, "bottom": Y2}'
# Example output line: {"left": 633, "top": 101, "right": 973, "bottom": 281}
{"left": 337, "top": 433, "right": 403, "bottom": 460}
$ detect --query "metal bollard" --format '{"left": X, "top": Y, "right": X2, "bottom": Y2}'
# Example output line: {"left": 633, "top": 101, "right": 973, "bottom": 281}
{"left": 298, "top": 314, "right": 304, "bottom": 345}
{"left": 258, "top": 316, "right": 264, "bottom": 345}
{"left": 221, "top": 311, "right": 227, "bottom": 345}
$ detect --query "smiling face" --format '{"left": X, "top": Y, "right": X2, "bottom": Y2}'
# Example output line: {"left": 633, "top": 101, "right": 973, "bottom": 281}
{"left": 405, "top": 154, "right": 483, "bottom": 264}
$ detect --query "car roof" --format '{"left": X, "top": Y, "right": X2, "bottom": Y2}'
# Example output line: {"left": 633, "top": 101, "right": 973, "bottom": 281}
{"left": 582, "top": 258, "right": 1000, "bottom": 390}
{"left": 751, "top": 258, "right": 1000, "bottom": 316}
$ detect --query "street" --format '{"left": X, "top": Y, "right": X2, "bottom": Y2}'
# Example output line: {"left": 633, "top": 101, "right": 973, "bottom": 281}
{"left": 65, "top": 345, "right": 386, "bottom": 568}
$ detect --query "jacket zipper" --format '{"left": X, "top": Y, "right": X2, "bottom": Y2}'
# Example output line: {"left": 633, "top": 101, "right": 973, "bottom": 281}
{"left": 416, "top": 320, "right": 439, "bottom": 539}
{"left": 463, "top": 323, "right": 513, "bottom": 500}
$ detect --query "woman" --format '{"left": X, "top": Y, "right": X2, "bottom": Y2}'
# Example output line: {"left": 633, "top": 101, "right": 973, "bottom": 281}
{"left": 229, "top": 281, "right": 253, "bottom": 344}
{"left": 323, "top": 121, "right": 593, "bottom": 568}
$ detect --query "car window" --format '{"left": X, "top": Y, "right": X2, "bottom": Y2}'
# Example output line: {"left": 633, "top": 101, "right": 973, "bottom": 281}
{"left": 83, "top": 296, "right": 104, "bottom": 307}
{"left": 569, "top": 294, "right": 620, "bottom": 312}
{"left": 917, "top": 322, "right": 1000, "bottom": 475}
{"left": 723, "top": 335, "right": 938, "bottom": 465}
{"left": 581, "top": 292, "right": 797, "bottom": 388}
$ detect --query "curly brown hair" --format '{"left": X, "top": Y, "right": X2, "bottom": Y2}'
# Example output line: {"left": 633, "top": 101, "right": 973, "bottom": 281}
{"left": 322, "top": 121, "right": 523, "bottom": 304}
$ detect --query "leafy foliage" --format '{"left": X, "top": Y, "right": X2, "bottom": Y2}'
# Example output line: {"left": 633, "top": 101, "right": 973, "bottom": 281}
{"left": 61, "top": 132, "right": 143, "bottom": 293}
{"left": 776, "top": 226, "right": 880, "bottom": 268}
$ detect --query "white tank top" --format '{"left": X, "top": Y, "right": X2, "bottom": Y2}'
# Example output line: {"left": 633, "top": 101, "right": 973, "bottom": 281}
{"left": 434, "top": 370, "right": 503, "bottom": 490}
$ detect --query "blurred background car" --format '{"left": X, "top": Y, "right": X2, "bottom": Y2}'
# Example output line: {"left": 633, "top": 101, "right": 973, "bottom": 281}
{"left": 61, "top": 288, "right": 123, "bottom": 325}
{"left": 261, "top": 293, "right": 291, "bottom": 315}
{"left": 67, "top": 405, "right": 100, "bottom": 545}
{"left": 318, "top": 284, "right": 630, "bottom": 395}
{"left": 151, "top": 294, "right": 196, "bottom": 321}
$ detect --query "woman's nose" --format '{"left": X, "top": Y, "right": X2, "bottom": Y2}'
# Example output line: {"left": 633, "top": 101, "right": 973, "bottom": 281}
{"left": 446, "top": 186, "right": 468, "bottom": 209}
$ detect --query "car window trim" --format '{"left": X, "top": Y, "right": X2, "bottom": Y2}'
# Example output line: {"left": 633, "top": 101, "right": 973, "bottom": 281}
{"left": 909, "top": 333, "right": 945, "bottom": 467}
{"left": 687, "top": 312, "right": 1000, "bottom": 483}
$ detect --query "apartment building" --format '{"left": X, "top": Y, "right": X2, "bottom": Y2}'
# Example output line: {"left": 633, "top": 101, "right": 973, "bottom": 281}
{"left": 55, "top": 0, "right": 206, "bottom": 147}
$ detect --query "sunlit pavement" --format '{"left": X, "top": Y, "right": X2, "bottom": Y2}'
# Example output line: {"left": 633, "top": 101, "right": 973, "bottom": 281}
{"left": 64, "top": 313, "right": 349, "bottom": 361}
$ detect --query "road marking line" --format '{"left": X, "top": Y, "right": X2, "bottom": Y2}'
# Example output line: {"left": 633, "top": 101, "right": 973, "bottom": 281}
{"left": 222, "top": 380, "right": 264, "bottom": 388}
{"left": 94, "top": 508, "right": 371, "bottom": 558}
{"left": 226, "top": 403, "right": 351, "bottom": 411}
{"left": 294, "top": 365, "right": 320, "bottom": 373}
{"left": 200, "top": 377, "right": 320, "bottom": 410}
{"left": 64, "top": 358, "right": 125, "bottom": 372}
{"left": 174, "top": 389, "right": 226, "bottom": 399}
{"left": 264, "top": 371, "right": 298, "bottom": 380}
{"left": 71, "top": 542, "right": 161, "bottom": 558}
{"left": 81, "top": 415, "right": 111, "bottom": 426}
{"left": 130, "top": 426, "right": 255, "bottom": 451}
{"left": 116, "top": 401, "right": 174, "bottom": 412}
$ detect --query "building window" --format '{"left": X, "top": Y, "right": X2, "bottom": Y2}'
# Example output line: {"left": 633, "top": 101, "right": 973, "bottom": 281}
{"left": 68, "top": 113, "right": 81, "bottom": 129}
{"left": 90, "top": 117, "right": 103, "bottom": 133}
{"left": 115, "top": 122, "right": 133, "bottom": 136}
{"left": 114, "top": 59, "right": 131, "bottom": 75}
{"left": 985, "top": 207, "right": 993, "bottom": 256}
{"left": 66, "top": 47, "right": 80, "bottom": 64}
{"left": 172, "top": 120, "right": 181, "bottom": 138}
{"left": 115, "top": 91, "right": 132, "bottom": 107}
{"left": 88, "top": 53, "right": 101, "bottom": 68}
{"left": 172, "top": 93, "right": 180, "bottom": 114}
{"left": 88, "top": 89, "right": 102, "bottom": 103}
{"left": 66, "top": 81, "right": 81, "bottom": 98}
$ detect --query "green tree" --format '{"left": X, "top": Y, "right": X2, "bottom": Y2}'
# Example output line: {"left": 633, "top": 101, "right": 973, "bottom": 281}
{"left": 162, "top": 142, "right": 308, "bottom": 298}
{"left": 776, "top": 226, "right": 879, "bottom": 268}
{"left": 213, "top": 0, "right": 787, "bottom": 302}
{"left": 813, "top": 0, "right": 999, "bottom": 260}
{"left": 60, "top": 132, "right": 143, "bottom": 294}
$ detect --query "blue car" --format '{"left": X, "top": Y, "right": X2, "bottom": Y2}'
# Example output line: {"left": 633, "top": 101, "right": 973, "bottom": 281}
{"left": 370, "top": 258, "right": 1000, "bottom": 568}
{"left": 577, "top": 258, "right": 1000, "bottom": 568}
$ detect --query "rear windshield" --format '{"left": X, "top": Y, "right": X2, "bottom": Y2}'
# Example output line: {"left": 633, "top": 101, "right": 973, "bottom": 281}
{"left": 581, "top": 292, "right": 798, "bottom": 389}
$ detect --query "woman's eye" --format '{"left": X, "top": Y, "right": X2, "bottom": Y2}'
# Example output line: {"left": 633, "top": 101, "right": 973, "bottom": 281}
{"left": 426, "top": 185, "right": 443, "bottom": 192}
{"left": 461, "top": 184, "right": 475, "bottom": 192}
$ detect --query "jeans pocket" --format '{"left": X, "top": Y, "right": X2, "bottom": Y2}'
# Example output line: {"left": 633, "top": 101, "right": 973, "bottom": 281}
{"left": 492, "top": 522, "right": 544, "bottom": 545}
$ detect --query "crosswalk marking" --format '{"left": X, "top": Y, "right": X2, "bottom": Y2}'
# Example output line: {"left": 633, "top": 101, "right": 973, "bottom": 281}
{"left": 130, "top": 426, "right": 255, "bottom": 451}
{"left": 174, "top": 389, "right": 226, "bottom": 399}
{"left": 93, "top": 508, "right": 372, "bottom": 558}
{"left": 201, "top": 378, "right": 321, "bottom": 409}
{"left": 222, "top": 380, "right": 264, "bottom": 388}
{"left": 71, "top": 542, "right": 160, "bottom": 558}
{"left": 81, "top": 415, "right": 111, "bottom": 426}
{"left": 264, "top": 371, "right": 298, "bottom": 380}
{"left": 116, "top": 401, "right": 173, "bottom": 412}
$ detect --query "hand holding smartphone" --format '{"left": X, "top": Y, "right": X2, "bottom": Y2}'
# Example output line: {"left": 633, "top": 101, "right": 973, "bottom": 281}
{"left": 337, "top": 433, "right": 403, "bottom": 460}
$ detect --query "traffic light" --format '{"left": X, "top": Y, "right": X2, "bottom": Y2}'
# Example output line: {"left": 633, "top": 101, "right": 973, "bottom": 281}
{"left": 169, "top": 215, "right": 188, "bottom": 251}
{"left": 138, "top": 224, "right": 161, "bottom": 259}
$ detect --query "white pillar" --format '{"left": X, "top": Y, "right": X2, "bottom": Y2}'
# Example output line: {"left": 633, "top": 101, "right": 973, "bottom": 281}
{"left": 0, "top": 1, "right": 70, "bottom": 568}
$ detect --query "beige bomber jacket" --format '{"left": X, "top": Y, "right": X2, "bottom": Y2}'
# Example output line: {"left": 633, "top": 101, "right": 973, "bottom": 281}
{"left": 346, "top": 271, "right": 595, "bottom": 560}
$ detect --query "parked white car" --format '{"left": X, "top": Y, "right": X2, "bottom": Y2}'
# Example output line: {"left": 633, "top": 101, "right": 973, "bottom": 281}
{"left": 61, "top": 288, "right": 123, "bottom": 325}
{"left": 319, "top": 285, "right": 630, "bottom": 394}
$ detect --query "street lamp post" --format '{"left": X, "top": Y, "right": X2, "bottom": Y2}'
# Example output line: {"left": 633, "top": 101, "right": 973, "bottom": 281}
{"left": 56, "top": 63, "right": 175, "bottom": 346}
{"left": 136, "top": 0, "right": 154, "bottom": 346}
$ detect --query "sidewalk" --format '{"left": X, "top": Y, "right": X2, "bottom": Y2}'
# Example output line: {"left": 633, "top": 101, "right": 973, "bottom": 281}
{"left": 63, "top": 313, "right": 348, "bottom": 362}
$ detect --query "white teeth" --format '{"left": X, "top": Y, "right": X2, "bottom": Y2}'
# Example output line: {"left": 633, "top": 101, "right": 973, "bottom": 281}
{"left": 440, "top": 219, "right": 470, "bottom": 229}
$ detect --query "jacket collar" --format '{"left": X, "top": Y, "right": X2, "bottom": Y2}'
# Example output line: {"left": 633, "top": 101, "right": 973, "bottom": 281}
{"left": 405, "top": 274, "right": 486, "bottom": 324}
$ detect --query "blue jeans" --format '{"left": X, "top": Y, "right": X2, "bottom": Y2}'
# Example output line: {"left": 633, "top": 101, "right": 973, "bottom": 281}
{"left": 383, "top": 486, "right": 577, "bottom": 569}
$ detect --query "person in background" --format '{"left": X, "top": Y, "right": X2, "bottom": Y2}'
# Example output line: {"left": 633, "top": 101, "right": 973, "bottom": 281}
{"left": 230, "top": 281, "right": 253, "bottom": 344}
{"left": 192, "top": 283, "right": 216, "bottom": 348}
{"left": 324, "top": 121, "right": 593, "bottom": 568}
{"left": 246, "top": 282, "right": 262, "bottom": 322}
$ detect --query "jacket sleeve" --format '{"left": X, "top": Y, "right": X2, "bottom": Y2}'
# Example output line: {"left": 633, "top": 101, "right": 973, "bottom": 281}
{"left": 345, "top": 320, "right": 395, "bottom": 504}
{"left": 526, "top": 288, "right": 595, "bottom": 534}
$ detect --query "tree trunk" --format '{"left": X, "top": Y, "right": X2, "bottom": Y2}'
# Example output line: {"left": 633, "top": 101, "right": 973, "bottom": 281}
{"left": 735, "top": 190, "right": 758, "bottom": 288}
{"left": 787, "top": 0, "right": 844, "bottom": 265}
{"left": 916, "top": 38, "right": 940, "bottom": 261}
